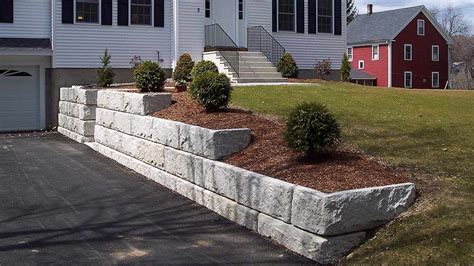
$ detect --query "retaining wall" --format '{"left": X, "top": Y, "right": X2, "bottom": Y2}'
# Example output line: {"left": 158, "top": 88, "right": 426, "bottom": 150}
{"left": 59, "top": 87, "right": 416, "bottom": 264}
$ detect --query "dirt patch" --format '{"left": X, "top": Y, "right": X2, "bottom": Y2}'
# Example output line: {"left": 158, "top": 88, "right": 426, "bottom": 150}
{"left": 153, "top": 92, "right": 408, "bottom": 193}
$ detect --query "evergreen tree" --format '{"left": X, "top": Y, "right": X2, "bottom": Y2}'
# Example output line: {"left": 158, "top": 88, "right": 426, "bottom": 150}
{"left": 97, "top": 49, "right": 115, "bottom": 87}
{"left": 347, "top": 0, "right": 358, "bottom": 24}
{"left": 340, "top": 53, "right": 351, "bottom": 82}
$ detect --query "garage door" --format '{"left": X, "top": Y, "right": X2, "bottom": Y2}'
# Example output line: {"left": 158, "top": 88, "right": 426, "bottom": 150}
{"left": 0, "top": 67, "right": 40, "bottom": 132}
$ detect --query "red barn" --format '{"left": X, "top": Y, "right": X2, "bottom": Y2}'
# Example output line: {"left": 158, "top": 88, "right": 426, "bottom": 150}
{"left": 347, "top": 5, "right": 453, "bottom": 89}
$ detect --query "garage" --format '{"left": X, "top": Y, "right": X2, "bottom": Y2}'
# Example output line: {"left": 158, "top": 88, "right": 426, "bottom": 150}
{"left": 0, "top": 67, "right": 41, "bottom": 132}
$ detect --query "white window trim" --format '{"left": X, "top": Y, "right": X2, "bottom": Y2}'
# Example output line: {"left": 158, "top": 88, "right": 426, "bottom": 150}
{"left": 372, "top": 45, "right": 379, "bottom": 61}
{"left": 129, "top": 0, "right": 154, "bottom": 27}
{"left": 404, "top": 71, "right": 412, "bottom": 88}
{"left": 358, "top": 60, "right": 364, "bottom": 70}
{"left": 74, "top": 0, "right": 101, "bottom": 25}
{"left": 432, "top": 45, "right": 439, "bottom": 62}
{"left": 417, "top": 19, "right": 425, "bottom": 36}
{"left": 276, "top": 0, "right": 297, "bottom": 33}
{"left": 404, "top": 44, "right": 412, "bottom": 61}
{"left": 432, "top": 72, "right": 440, "bottom": 88}
{"left": 347, "top": 47, "right": 353, "bottom": 62}
{"left": 316, "top": 0, "right": 335, "bottom": 34}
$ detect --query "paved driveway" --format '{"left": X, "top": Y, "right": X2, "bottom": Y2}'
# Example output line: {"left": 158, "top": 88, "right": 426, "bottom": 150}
{"left": 0, "top": 133, "right": 313, "bottom": 265}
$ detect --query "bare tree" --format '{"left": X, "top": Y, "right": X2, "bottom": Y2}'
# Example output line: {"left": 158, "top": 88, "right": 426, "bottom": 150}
{"left": 431, "top": 6, "right": 470, "bottom": 36}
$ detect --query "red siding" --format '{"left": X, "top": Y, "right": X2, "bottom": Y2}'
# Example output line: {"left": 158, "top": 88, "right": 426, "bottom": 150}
{"left": 351, "top": 44, "right": 389, "bottom": 86}
{"left": 392, "top": 12, "right": 449, "bottom": 89}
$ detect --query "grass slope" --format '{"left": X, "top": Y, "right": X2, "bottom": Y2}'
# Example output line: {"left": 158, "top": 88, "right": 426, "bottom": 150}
{"left": 232, "top": 82, "right": 473, "bottom": 264}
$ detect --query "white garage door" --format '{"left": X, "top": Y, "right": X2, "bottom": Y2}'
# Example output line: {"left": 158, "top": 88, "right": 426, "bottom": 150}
{"left": 0, "top": 67, "right": 40, "bottom": 132}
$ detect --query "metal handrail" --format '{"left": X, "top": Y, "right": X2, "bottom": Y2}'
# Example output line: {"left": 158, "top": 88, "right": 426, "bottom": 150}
{"left": 247, "top": 26, "right": 286, "bottom": 67}
{"left": 205, "top": 23, "right": 240, "bottom": 77}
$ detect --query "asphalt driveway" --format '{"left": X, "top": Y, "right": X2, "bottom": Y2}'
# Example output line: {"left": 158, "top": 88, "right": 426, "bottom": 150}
{"left": 0, "top": 133, "right": 313, "bottom": 265}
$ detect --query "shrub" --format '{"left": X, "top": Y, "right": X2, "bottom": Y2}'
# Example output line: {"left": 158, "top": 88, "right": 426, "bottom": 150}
{"left": 134, "top": 60, "right": 166, "bottom": 92}
{"left": 284, "top": 102, "right": 341, "bottom": 158}
{"left": 315, "top": 58, "right": 332, "bottom": 80}
{"left": 191, "top": 60, "right": 219, "bottom": 79}
{"left": 173, "top": 53, "right": 194, "bottom": 86}
{"left": 190, "top": 72, "right": 232, "bottom": 112}
{"left": 340, "top": 53, "right": 351, "bottom": 82}
{"left": 130, "top": 55, "right": 143, "bottom": 70}
{"left": 96, "top": 49, "right": 115, "bottom": 87}
{"left": 277, "top": 53, "right": 298, "bottom": 78}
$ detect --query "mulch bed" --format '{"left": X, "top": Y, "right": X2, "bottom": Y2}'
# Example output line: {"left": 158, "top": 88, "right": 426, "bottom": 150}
{"left": 154, "top": 92, "right": 408, "bottom": 193}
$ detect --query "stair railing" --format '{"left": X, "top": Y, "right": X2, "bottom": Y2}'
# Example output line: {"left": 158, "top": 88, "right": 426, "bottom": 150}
{"left": 247, "top": 26, "right": 285, "bottom": 67}
{"left": 205, "top": 23, "right": 240, "bottom": 77}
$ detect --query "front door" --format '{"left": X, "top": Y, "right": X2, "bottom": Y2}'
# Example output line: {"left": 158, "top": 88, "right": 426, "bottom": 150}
{"left": 205, "top": 0, "right": 247, "bottom": 48}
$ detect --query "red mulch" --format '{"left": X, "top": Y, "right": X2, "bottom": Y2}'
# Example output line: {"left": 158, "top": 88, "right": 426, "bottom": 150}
{"left": 153, "top": 92, "right": 409, "bottom": 193}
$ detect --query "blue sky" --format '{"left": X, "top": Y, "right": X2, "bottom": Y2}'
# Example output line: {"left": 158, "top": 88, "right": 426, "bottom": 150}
{"left": 355, "top": 0, "right": 474, "bottom": 33}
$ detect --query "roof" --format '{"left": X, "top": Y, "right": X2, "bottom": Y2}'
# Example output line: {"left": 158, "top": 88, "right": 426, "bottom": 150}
{"left": 0, "top": 38, "right": 51, "bottom": 50}
{"left": 347, "top": 6, "right": 425, "bottom": 45}
{"left": 350, "top": 69, "right": 376, "bottom": 80}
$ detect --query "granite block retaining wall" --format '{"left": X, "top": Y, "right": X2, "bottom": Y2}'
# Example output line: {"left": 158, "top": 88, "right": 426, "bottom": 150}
{"left": 59, "top": 87, "right": 416, "bottom": 264}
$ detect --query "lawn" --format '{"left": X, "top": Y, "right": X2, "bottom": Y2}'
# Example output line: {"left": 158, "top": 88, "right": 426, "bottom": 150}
{"left": 232, "top": 82, "right": 474, "bottom": 264}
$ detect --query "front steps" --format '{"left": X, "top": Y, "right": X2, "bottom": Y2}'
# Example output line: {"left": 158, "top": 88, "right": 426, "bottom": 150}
{"left": 203, "top": 51, "right": 288, "bottom": 83}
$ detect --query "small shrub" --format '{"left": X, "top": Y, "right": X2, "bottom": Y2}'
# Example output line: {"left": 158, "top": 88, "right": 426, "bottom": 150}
{"left": 191, "top": 60, "right": 219, "bottom": 79}
{"left": 130, "top": 55, "right": 143, "bottom": 70}
{"left": 284, "top": 102, "right": 341, "bottom": 158}
{"left": 277, "top": 53, "right": 298, "bottom": 78}
{"left": 315, "top": 58, "right": 332, "bottom": 80}
{"left": 340, "top": 53, "right": 351, "bottom": 82}
{"left": 173, "top": 53, "right": 194, "bottom": 87}
{"left": 190, "top": 72, "right": 232, "bottom": 112}
{"left": 96, "top": 49, "right": 115, "bottom": 87}
{"left": 134, "top": 60, "right": 166, "bottom": 92}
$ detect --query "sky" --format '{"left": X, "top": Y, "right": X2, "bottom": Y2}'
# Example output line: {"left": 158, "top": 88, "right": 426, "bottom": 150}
{"left": 354, "top": 0, "right": 474, "bottom": 33}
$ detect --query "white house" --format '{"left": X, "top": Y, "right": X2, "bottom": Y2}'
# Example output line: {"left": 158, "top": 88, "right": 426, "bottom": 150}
{"left": 0, "top": 0, "right": 347, "bottom": 132}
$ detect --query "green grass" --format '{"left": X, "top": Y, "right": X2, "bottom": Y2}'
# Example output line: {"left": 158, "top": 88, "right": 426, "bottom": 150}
{"left": 231, "top": 82, "right": 474, "bottom": 264}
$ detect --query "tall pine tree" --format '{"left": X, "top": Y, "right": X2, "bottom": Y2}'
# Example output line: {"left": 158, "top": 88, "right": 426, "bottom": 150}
{"left": 347, "top": 0, "right": 358, "bottom": 24}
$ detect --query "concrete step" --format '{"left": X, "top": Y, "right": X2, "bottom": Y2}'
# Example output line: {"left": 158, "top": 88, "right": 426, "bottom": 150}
{"left": 232, "top": 77, "right": 289, "bottom": 83}
{"left": 238, "top": 72, "right": 283, "bottom": 79}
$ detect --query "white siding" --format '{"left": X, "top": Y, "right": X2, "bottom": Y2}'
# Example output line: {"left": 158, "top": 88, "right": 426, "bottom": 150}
{"left": 0, "top": 0, "right": 51, "bottom": 39}
{"left": 176, "top": 0, "right": 205, "bottom": 64}
{"left": 53, "top": 0, "right": 173, "bottom": 68}
{"left": 247, "top": 0, "right": 346, "bottom": 69}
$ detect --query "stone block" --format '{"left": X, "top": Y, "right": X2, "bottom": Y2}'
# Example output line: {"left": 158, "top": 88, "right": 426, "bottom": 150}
{"left": 58, "top": 101, "right": 96, "bottom": 120}
{"left": 58, "top": 126, "right": 94, "bottom": 143}
{"left": 291, "top": 183, "right": 416, "bottom": 235}
{"left": 257, "top": 213, "right": 365, "bottom": 264}
{"left": 211, "top": 129, "right": 252, "bottom": 159}
{"left": 97, "top": 90, "right": 171, "bottom": 115}
{"left": 60, "top": 86, "right": 98, "bottom": 105}
{"left": 58, "top": 114, "right": 95, "bottom": 136}
{"left": 201, "top": 160, "right": 239, "bottom": 200}
{"left": 150, "top": 118, "right": 180, "bottom": 148}
{"left": 236, "top": 172, "right": 295, "bottom": 223}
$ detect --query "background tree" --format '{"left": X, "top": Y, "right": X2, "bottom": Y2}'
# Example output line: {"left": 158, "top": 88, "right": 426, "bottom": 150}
{"left": 340, "top": 53, "right": 351, "bottom": 82}
{"left": 346, "top": 0, "right": 358, "bottom": 24}
{"left": 96, "top": 49, "right": 115, "bottom": 87}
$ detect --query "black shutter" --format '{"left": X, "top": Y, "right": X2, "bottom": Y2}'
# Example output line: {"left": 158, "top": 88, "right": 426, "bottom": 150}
{"left": 102, "top": 0, "right": 112, "bottom": 25}
{"left": 296, "top": 0, "right": 304, "bottom": 33}
{"left": 154, "top": 0, "right": 164, "bottom": 27}
{"left": 334, "top": 0, "right": 342, "bottom": 35}
{"left": 272, "top": 0, "right": 277, "bottom": 32}
{"left": 0, "top": 0, "right": 13, "bottom": 23}
{"left": 62, "top": 0, "right": 73, "bottom": 24}
{"left": 118, "top": 0, "right": 129, "bottom": 26}
{"left": 308, "top": 0, "right": 316, "bottom": 34}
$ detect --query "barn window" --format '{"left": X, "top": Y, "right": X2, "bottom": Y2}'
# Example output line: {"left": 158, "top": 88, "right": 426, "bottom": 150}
{"left": 404, "top": 71, "right": 412, "bottom": 88}
{"left": 432, "top": 72, "right": 439, "bottom": 88}
{"left": 404, "top": 44, "right": 412, "bottom": 61}
{"left": 358, "top": 60, "right": 364, "bottom": 69}
{"left": 417, "top": 19, "right": 425, "bottom": 36}
{"left": 131, "top": 0, "right": 152, "bottom": 25}
{"left": 347, "top": 47, "right": 353, "bottom": 61}
{"left": 372, "top": 45, "right": 379, "bottom": 60}
{"left": 432, "top": 45, "right": 439, "bottom": 61}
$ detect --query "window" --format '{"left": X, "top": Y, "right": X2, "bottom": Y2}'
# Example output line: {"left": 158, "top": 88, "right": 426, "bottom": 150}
{"left": 432, "top": 72, "right": 439, "bottom": 88}
{"left": 0, "top": 0, "right": 14, "bottom": 23}
{"left": 404, "top": 71, "right": 412, "bottom": 88}
{"left": 432, "top": 45, "right": 439, "bottom": 61}
{"left": 347, "top": 47, "right": 353, "bottom": 62}
{"left": 417, "top": 19, "right": 425, "bottom": 36}
{"left": 76, "top": 0, "right": 99, "bottom": 23}
{"left": 358, "top": 60, "right": 364, "bottom": 69}
{"left": 278, "top": 0, "right": 295, "bottom": 31}
{"left": 318, "top": 0, "right": 333, "bottom": 33}
{"left": 131, "top": 0, "right": 152, "bottom": 25}
{"left": 239, "top": 0, "right": 244, "bottom": 20}
{"left": 404, "top": 44, "right": 412, "bottom": 61}
{"left": 205, "top": 0, "right": 211, "bottom": 18}
{"left": 372, "top": 45, "right": 379, "bottom": 60}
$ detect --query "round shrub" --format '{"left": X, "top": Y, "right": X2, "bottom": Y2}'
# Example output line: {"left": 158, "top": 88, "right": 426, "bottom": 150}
{"left": 277, "top": 52, "right": 298, "bottom": 78}
{"left": 191, "top": 60, "right": 219, "bottom": 79}
{"left": 173, "top": 53, "right": 194, "bottom": 86}
{"left": 134, "top": 60, "right": 166, "bottom": 92}
{"left": 190, "top": 72, "right": 232, "bottom": 112}
{"left": 284, "top": 102, "right": 341, "bottom": 157}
